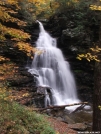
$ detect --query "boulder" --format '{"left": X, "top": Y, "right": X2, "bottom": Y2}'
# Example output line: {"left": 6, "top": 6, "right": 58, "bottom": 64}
{"left": 68, "top": 123, "right": 87, "bottom": 131}
{"left": 63, "top": 115, "right": 75, "bottom": 124}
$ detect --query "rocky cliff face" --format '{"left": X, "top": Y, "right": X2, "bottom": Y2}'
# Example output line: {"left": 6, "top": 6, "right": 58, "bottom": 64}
{"left": 1, "top": 17, "right": 95, "bottom": 107}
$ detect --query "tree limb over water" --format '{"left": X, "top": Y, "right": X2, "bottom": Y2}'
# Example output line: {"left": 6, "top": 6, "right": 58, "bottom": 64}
{"left": 34, "top": 102, "right": 88, "bottom": 111}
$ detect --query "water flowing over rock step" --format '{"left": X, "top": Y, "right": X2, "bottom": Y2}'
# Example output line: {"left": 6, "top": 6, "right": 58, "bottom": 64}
{"left": 29, "top": 21, "right": 80, "bottom": 109}
{"left": 34, "top": 102, "right": 88, "bottom": 112}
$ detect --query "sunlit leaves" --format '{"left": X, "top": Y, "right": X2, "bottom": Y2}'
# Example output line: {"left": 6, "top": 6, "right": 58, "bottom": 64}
{"left": 15, "top": 42, "right": 43, "bottom": 58}
{"left": 0, "top": 0, "right": 54, "bottom": 57}
{"left": 90, "top": 0, "right": 101, "bottom": 11}
{"left": 0, "top": 1, "right": 30, "bottom": 43}
{"left": 0, "top": 7, "right": 27, "bottom": 26}
{"left": 77, "top": 53, "right": 100, "bottom": 62}
{"left": 0, "top": 56, "right": 10, "bottom": 62}
{"left": 15, "top": 42, "right": 36, "bottom": 57}
{"left": 98, "top": 105, "right": 101, "bottom": 110}
{"left": 5, "top": 0, "right": 18, "bottom": 5}
{"left": 77, "top": 46, "right": 101, "bottom": 62}
{"left": 0, "top": 8, "right": 11, "bottom": 21}
{"left": 90, "top": 46, "right": 101, "bottom": 52}
{"left": 0, "top": 63, "right": 17, "bottom": 79}
{"left": 0, "top": 35, "right": 6, "bottom": 40}
{"left": 90, "top": 5, "right": 101, "bottom": 10}
{"left": 0, "top": 0, "right": 55, "bottom": 57}
{"left": 0, "top": 23, "right": 30, "bottom": 41}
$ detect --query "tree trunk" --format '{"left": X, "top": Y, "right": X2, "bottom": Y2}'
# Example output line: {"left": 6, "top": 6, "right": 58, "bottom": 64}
{"left": 93, "top": 62, "right": 101, "bottom": 131}
{"left": 93, "top": 24, "right": 101, "bottom": 131}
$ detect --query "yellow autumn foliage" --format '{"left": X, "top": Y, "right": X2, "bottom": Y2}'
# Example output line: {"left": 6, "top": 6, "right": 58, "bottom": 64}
{"left": 15, "top": 42, "right": 36, "bottom": 57}
{"left": 98, "top": 105, "right": 101, "bottom": 110}
{"left": 90, "top": 5, "right": 101, "bottom": 10}
{"left": 0, "top": 0, "right": 58, "bottom": 57}
{"left": 77, "top": 46, "right": 101, "bottom": 62}
{"left": 77, "top": 53, "right": 100, "bottom": 62}
{"left": 0, "top": 23, "right": 30, "bottom": 41}
{"left": 0, "top": 0, "right": 31, "bottom": 53}
{"left": 90, "top": 46, "right": 101, "bottom": 52}
{"left": 0, "top": 6, "right": 26, "bottom": 26}
{"left": 89, "top": 0, "right": 101, "bottom": 10}
{"left": 0, "top": 56, "right": 10, "bottom": 62}
{"left": 0, "top": 0, "right": 57, "bottom": 18}
{"left": 15, "top": 42, "right": 43, "bottom": 57}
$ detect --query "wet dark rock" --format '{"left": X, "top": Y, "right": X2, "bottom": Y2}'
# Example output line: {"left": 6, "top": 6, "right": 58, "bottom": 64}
{"left": 33, "top": 94, "right": 45, "bottom": 108}
{"left": 50, "top": 109, "right": 65, "bottom": 117}
{"left": 63, "top": 115, "right": 75, "bottom": 124}
{"left": 32, "top": 86, "right": 53, "bottom": 107}
{"left": 56, "top": 117, "right": 64, "bottom": 122}
{"left": 37, "top": 86, "right": 52, "bottom": 95}
{"left": 19, "top": 69, "right": 34, "bottom": 78}
{"left": 67, "top": 110, "right": 92, "bottom": 125}
{"left": 7, "top": 77, "right": 34, "bottom": 87}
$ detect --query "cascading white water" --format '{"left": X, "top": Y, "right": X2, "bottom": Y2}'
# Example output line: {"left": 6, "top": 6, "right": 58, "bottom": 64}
{"left": 28, "top": 21, "right": 80, "bottom": 110}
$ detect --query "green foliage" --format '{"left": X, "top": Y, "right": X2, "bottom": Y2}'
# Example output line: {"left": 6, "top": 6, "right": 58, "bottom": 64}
{"left": 54, "top": 0, "right": 100, "bottom": 32}
{"left": 0, "top": 98, "right": 55, "bottom": 134}
{"left": 53, "top": 0, "right": 95, "bottom": 38}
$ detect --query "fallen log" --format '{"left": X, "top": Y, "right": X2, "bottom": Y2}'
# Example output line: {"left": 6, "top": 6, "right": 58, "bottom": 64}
{"left": 34, "top": 102, "right": 88, "bottom": 111}
{"left": 71, "top": 104, "right": 86, "bottom": 114}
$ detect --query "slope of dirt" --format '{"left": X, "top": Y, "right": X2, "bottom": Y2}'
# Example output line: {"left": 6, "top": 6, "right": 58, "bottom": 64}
{"left": 47, "top": 117, "right": 77, "bottom": 134}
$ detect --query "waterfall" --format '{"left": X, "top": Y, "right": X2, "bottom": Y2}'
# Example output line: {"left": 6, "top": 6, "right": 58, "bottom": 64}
{"left": 28, "top": 21, "right": 80, "bottom": 110}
